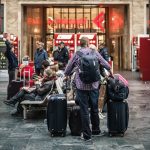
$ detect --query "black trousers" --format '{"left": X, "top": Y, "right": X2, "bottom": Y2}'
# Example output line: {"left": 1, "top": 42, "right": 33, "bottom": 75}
{"left": 76, "top": 89, "right": 100, "bottom": 140}
{"left": 7, "top": 70, "right": 16, "bottom": 100}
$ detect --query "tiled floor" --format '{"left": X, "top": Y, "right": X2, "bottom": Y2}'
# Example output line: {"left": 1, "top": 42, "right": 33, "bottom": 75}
{"left": 0, "top": 71, "right": 150, "bottom": 150}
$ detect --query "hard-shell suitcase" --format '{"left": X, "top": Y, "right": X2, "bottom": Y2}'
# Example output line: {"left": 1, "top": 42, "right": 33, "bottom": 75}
{"left": 69, "top": 106, "right": 82, "bottom": 136}
{"left": 7, "top": 80, "right": 24, "bottom": 100}
{"left": 107, "top": 100, "right": 129, "bottom": 137}
{"left": 47, "top": 94, "right": 67, "bottom": 137}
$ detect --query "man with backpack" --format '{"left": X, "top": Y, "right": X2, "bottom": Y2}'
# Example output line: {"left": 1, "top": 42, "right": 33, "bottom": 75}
{"left": 64, "top": 37, "right": 112, "bottom": 141}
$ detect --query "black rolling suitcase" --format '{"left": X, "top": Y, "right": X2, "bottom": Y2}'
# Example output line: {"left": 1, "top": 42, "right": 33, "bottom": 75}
{"left": 47, "top": 94, "right": 67, "bottom": 137}
{"left": 107, "top": 100, "right": 129, "bottom": 137}
{"left": 7, "top": 80, "right": 24, "bottom": 100}
{"left": 69, "top": 106, "right": 82, "bottom": 136}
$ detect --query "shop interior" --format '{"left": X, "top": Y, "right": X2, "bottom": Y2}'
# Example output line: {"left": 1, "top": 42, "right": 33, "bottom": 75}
{"left": 23, "top": 4, "right": 129, "bottom": 71}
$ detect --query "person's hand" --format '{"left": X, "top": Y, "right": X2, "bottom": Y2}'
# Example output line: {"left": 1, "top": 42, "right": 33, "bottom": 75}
{"left": 63, "top": 76, "right": 69, "bottom": 81}
{"left": 22, "top": 87, "right": 29, "bottom": 91}
{"left": 34, "top": 81, "right": 41, "bottom": 85}
{"left": 109, "top": 69, "right": 114, "bottom": 78}
{"left": 3, "top": 38, "right": 6, "bottom": 41}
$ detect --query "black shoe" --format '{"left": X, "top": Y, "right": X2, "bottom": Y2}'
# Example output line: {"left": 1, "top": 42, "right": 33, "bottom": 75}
{"left": 92, "top": 130, "right": 105, "bottom": 136}
{"left": 80, "top": 133, "right": 92, "bottom": 141}
{"left": 3, "top": 100, "right": 15, "bottom": 107}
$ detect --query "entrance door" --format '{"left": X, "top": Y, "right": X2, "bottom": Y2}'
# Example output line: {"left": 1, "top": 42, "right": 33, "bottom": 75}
{"left": 109, "top": 36, "right": 124, "bottom": 71}
{"left": 27, "top": 35, "right": 42, "bottom": 60}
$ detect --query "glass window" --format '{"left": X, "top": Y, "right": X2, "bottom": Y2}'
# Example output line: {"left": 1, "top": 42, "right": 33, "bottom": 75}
{"left": 47, "top": 8, "right": 54, "bottom": 34}
{"left": 76, "top": 8, "right": 84, "bottom": 33}
{"left": 61, "top": 8, "right": 69, "bottom": 32}
{"left": 69, "top": 8, "right": 75, "bottom": 33}
{"left": 91, "top": 7, "right": 99, "bottom": 32}
{"left": 54, "top": 8, "right": 61, "bottom": 33}
{"left": 83, "top": 8, "right": 91, "bottom": 32}
{"left": 24, "top": 7, "right": 43, "bottom": 60}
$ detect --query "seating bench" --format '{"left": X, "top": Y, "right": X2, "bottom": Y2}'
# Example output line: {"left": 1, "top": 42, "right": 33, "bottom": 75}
{"left": 21, "top": 99, "right": 75, "bottom": 119}
{"left": 21, "top": 76, "right": 76, "bottom": 119}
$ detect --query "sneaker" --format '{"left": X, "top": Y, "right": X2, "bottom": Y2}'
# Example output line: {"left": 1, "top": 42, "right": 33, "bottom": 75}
{"left": 10, "top": 109, "right": 21, "bottom": 116}
{"left": 80, "top": 133, "right": 92, "bottom": 141}
{"left": 92, "top": 130, "right": 105, "bottom": 137}
{"left": 3, "top": 100, "right": 15, "bottom": 107}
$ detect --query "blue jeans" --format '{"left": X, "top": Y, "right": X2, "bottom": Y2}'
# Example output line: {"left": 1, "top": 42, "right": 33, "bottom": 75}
{"left": 76, "top": 89, "right": 100, "bottom": 140}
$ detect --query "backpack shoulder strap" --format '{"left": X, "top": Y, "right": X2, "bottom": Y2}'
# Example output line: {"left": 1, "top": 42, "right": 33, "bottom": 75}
{"left": 76, "top": 51, "right": 83, "bottom": 57}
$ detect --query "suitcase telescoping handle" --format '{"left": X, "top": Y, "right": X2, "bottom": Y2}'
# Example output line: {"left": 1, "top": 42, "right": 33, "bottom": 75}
{"left": 23, "top": 70, "right": 30, "bottom": 87}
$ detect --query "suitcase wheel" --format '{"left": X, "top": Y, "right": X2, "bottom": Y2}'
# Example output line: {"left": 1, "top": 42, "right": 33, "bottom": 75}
{"left": 109, "top": 133, "right": 113, "bottom": 137}
{"left": 51, "top": 133, "right": 54, "bottom": 137}
{"left": 61, "top": 132, "right": 66, "bottom": 137}
{"left": 120, "top": 133, "right": 124, "bottom": 137}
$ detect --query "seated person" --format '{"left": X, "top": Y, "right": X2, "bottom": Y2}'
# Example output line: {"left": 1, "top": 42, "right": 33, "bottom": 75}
{"left": 4, "top": 67, "right": 56, "bottom": 116}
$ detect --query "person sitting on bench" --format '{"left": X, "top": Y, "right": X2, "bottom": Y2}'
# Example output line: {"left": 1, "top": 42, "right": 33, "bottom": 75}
{"left": 4, "top": 62, "right": 56, "bottom": 116}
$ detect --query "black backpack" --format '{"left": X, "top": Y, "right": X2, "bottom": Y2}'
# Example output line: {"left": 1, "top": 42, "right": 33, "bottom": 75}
{"left": 77, "top": 51, "right": 100, "bottom": 84}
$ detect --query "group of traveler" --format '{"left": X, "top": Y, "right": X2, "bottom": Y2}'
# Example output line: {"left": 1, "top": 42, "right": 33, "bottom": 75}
{"left": 3, "top": 32, "right": 112, "bottom": 141}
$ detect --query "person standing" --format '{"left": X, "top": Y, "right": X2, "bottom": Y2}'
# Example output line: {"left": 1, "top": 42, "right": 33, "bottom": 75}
{"left": 64, "top": 37, "right": 112, "bottom": 141}
{"left": 98, "top": 43, "right": 109, "bottom": 62}
{"left": 34, "top": 42, "right": 48, "bottom": 76}
{"left": 53, "top": 42, "right": 69, "bottom": 69}
{"left": 3, "top": 33, "right": 18, "bottom": 100}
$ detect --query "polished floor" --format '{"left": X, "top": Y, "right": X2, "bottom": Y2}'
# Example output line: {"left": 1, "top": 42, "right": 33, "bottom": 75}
{"left": 0, "top": 71, "right": 150, "bottom": 150}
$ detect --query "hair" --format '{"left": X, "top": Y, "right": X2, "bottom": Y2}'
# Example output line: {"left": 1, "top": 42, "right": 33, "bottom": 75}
{"left": 59, "top": 41, "right": 65, "bottom": 45}
{"left": 89, "top": 44, "right": 97, "bottom": 51}
{"left": 44, "top": 68, "right": 56, "bottom": 78}
{"left": 42, "top": 60, "right": 50, "bottom": 68}
{"left": 80, "top": 37, "right": 89, "bottom": 47}
{"left": 58, "top": 62, "right": 64, "bottom": 70}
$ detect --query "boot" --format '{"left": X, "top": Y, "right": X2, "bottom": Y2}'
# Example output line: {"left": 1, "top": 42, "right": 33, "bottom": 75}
{"left": 4, "top": 89, "right": 25, "bottom": 107}
{"left": 11, "top": 102, "right": 23, "bottom": 116}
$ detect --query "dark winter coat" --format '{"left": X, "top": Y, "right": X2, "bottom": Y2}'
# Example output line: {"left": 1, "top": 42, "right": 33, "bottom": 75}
{"left": 34, "top": 49, "right": 48, "bottom": 69}
{"left": 53, "top": 47, "right": 69, "bottom": 65}
{"left": 5, "top": 40, "right": 18, "bottom": 71}
{"left": 99, "top": 47, "right": 109, "bottom": 62}
{"left": 23, "top": 80, "right": 54, "bottom": 101}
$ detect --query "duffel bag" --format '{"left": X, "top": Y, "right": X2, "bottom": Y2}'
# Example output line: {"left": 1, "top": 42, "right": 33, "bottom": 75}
{"left": 107, "top": 74, "right": 129, "bottom": 101}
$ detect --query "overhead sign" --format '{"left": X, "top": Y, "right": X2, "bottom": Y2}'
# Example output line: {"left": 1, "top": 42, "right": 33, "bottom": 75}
{"left": 93, "top": 12, "right": 105, "bottom": 32}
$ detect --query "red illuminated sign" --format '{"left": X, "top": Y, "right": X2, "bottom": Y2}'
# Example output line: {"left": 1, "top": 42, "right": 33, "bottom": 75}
{"left": 48, "top": 18, "right": 87, "bottom": 25}
{"left": 93, "top": 12, "right": 105, "bottom": 32}
{"left": 54, "top": 33, "right": 75, "bottom": 58}
{"left": 109, "top": 11, "right": 124, "bottom": 32}
{"left": 54, "top": 33, "right": 75, "bottom": 50}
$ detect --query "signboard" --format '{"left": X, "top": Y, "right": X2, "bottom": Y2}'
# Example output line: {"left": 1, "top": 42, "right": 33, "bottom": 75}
{"left": 0, "top": 35, "right": 7, "bottom": 69}
{"left": 13, "top": 36, "right": 19, "bottom": 58}
{"left": 54, "top": 33, "right": 75, "bottom": 58}
{"left": 0, "top": 35, "right": 6, "bottom": 53}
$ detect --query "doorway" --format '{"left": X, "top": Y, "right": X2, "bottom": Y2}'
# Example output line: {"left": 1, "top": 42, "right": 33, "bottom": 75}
{"left": 109, "top": 36, "right": 124, "bottom": 71}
